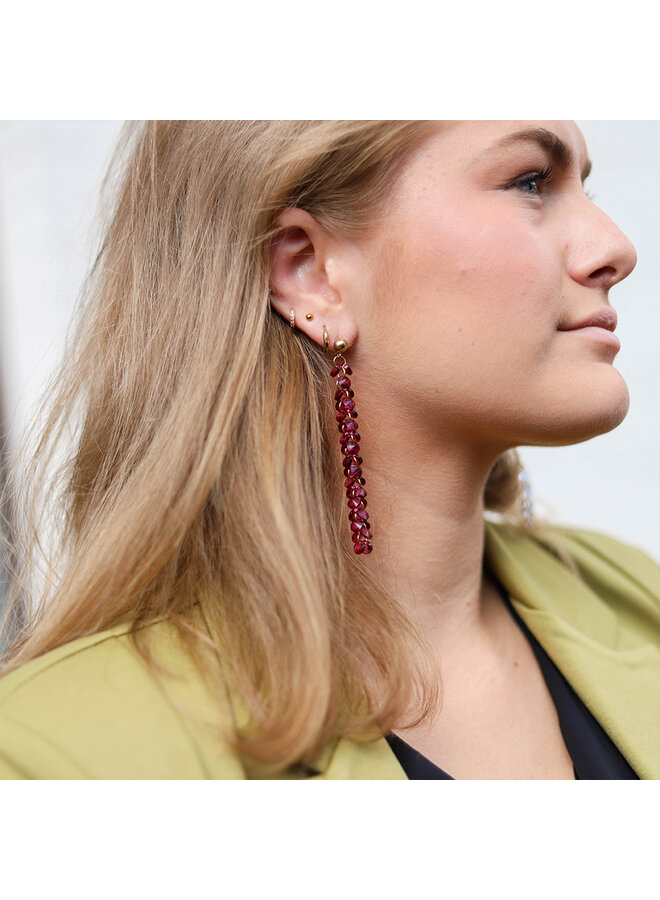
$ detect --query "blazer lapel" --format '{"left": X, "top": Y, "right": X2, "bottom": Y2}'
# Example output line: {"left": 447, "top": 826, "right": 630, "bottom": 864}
{"left": 308, "top": 735, "right": 407, "bottom": 780}
{"left": 484, "top": 521, "right": 660, "bottom": 780}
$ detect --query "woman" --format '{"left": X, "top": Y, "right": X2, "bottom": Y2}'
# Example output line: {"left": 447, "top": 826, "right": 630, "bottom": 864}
{"left": 0, "top": 120, "right": 657, "bottom": 779}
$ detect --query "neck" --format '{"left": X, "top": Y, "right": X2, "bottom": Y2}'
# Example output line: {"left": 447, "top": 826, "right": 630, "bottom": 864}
{"left": 355, "top": 418, "right": 507, "bottom": 655}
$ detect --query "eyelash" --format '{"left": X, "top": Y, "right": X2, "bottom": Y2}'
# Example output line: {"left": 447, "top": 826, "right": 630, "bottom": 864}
{"left": 508, "top": 165, "right": 596, "bottom": 201}
{"left": 509, "top": 166, "right": 554, "bottom": 197}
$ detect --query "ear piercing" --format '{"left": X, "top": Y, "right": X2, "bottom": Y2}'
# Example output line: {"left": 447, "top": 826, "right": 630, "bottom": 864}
{"left": 287, "top": 309, "right": 316, "bottom": 327}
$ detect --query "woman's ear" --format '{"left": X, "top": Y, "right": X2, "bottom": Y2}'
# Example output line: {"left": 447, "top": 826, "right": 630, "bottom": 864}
{"left": 269, "top": 207, "right": 333, "bottom": 304}
{"left": 268, "top": 208, "right": 358, "bottom": 351}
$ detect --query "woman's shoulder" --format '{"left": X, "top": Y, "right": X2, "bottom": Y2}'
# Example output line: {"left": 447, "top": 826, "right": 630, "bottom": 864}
{"left": 486, "top": 518, "right": 660, "bottom": 599}
{"left": 532, "top": 522, "right": 659, "bottom": 608}
{"left": 486, "top": 517, "right": 660, "bottom": 649}
{"left": 541, "top": 522, "right": 659, "bottom": 570}
{"left": 0, "top": 615, "right": 245, "bottom": 779}
{"left": 486, "top": 519, "right": 660, "bottom": 778}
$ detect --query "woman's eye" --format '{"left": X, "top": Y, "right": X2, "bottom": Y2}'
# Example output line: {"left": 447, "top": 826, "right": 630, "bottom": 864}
{"left": 507, "top": 166, "right": 554, "bottom": 197}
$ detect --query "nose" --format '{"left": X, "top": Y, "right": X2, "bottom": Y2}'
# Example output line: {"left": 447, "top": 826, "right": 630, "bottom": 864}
{"left": 568, "top": 200, "right": 638, "bottom": 291}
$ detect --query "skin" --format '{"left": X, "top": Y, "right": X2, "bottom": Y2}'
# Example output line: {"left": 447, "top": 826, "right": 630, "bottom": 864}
{"left": 269, "top": 120, "right": 638, "bottom": 777}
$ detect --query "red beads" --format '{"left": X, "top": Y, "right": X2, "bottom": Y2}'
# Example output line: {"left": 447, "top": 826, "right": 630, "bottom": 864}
{"left": 331, "top": 359, "right": 373, "bottom": 556}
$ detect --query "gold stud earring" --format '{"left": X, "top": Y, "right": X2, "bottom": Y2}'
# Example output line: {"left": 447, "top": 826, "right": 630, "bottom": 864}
{"left": 305, "top": 313, "right": 314, "bottom": 320}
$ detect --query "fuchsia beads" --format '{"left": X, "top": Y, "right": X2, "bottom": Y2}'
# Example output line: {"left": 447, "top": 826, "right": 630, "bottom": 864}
{"left": 330, "top": 361, "right": 373, "bottom": 555}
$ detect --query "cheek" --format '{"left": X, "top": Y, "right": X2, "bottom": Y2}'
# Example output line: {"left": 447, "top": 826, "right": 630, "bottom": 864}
{"left": 377, "top": 201, "right": 560, "bottom": 368}
{"left": 422, "top": 202, "right": 550, "bottom": 297}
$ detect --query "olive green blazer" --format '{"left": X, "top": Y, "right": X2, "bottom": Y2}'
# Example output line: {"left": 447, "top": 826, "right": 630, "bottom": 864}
{"left": 1, "top": 521, "right": 658, "bottom": 779}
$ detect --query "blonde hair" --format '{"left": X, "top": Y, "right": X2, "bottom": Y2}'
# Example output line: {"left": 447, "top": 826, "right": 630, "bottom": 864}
{"left": 1, "top": 121, "right": 532, "bottom": 770}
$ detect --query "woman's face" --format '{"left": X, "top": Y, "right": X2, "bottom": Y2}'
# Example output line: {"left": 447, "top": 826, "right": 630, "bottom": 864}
{"left": 349, "top": 120, "right": 638, "bottom": 451}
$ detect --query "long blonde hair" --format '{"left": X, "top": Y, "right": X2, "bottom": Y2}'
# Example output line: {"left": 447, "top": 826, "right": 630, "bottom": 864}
{"left": 1, "top": 121, "right": 530, "bottom": 770}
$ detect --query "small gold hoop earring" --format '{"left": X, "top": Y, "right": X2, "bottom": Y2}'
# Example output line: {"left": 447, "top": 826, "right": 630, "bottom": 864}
{"left": 322, "top": 324, "right": 329, "bottom": 353}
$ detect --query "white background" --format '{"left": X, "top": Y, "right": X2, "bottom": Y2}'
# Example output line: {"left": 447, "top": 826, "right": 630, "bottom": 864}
{"left": 0, "top": 120, "right": 658, "bottom": 560}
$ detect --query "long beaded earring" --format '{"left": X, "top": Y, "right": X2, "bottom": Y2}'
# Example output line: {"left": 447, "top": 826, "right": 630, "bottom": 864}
{"left": 325, "top": 324, "right": 373, "bottom": 555}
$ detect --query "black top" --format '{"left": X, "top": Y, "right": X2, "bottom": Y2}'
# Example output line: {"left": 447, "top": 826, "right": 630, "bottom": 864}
{"left": 387, "top": 582, "right": 639, "bottom": 780}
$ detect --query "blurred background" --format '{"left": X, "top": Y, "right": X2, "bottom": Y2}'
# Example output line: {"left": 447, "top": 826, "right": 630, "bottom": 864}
{"left": 0, "top": 120, "right": 658, "bottom": 609}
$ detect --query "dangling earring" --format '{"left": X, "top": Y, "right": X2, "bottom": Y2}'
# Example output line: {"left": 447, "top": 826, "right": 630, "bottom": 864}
{"left": 325, "top": 325, "right": 373, "bottom": 555}
{"left": 518, "top": 465, "right": 534, "bottom": 529}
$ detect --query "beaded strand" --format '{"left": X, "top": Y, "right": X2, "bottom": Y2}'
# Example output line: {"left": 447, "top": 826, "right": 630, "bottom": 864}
{"left": 331, "top": 358, "right": 373, "bottom": 555}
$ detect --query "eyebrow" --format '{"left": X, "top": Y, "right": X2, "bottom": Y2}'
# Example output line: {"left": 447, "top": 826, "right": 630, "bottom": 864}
{"left": 490, "top": 127, "right": 592, "bottom": 182}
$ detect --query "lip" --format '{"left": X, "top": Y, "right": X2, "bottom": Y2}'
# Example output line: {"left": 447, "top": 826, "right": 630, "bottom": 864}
{"left": 559, "top": 307, "right": 618, "bottom": 332}
{"left": 560, "top": 326, "right": 621, "bottom": 350}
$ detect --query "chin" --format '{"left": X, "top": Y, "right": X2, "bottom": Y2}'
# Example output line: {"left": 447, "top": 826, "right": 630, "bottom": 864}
{"left": 532, "top": 375, "right": 631, "bottom": 447}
